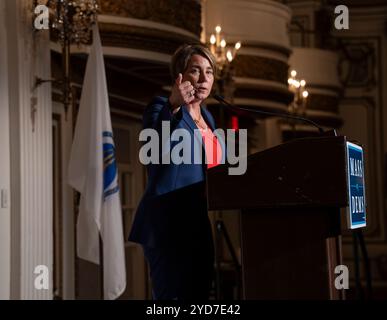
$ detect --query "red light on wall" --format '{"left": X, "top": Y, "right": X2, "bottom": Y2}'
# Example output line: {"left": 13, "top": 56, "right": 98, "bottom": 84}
{"left": 231, "top": 115, "right": 239, "bottom": 131}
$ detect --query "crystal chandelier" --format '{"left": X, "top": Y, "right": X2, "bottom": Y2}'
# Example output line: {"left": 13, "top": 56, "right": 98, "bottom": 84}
{"left": 33, "top": 0, "right": 99, "bottom": 120}
{"left": 48, "top": 0, "right": 99, "bottom": 45}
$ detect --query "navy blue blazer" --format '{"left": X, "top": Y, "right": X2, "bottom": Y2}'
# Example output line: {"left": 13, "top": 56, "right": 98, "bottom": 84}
{"left": 128, "top": 96, "right": 225, "bottom": 248}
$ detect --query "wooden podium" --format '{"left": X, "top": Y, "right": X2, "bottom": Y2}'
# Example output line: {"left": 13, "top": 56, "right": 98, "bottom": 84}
{"left": 206, "top": 135, "right": 349, "bottom": 300}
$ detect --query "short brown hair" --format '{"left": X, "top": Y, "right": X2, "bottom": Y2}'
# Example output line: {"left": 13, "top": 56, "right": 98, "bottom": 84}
{"left": 170, "top": 44, "right": 217, "bottom": 82}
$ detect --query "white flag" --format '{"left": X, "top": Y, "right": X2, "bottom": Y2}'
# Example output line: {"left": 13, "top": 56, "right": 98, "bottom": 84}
{"left": 68, "top": 24, "right": 126, "bottom": 300}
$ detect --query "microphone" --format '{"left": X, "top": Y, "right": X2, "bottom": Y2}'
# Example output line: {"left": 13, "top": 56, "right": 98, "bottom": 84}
{"left": 212, "top": 93, "right": 327, "bottom": 134}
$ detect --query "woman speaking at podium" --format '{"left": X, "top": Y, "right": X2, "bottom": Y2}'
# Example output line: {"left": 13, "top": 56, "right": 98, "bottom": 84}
{"left": 129, "top": 44, "right": 224, "bottom": 300}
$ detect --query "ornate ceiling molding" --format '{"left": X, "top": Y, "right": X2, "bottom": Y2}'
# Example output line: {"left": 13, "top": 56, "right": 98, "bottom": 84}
{"left": 232, "top": 55, "right": 289, "bottom": 84}
{"left": 234, "top": 86, "right": 293, "bottom": 106}
{"left": 100, "top": 0, "right": 202, "bottom": 36}
{"left": 306, "top": 93, "right": 340, "bottom": 113}
{"left": 98, "top": 22, "right": 197, "bottom": 55}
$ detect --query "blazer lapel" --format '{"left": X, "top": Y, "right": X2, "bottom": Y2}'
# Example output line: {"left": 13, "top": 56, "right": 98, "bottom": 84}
{"left": 182, "top": 104, "right": 215, "bottom": 132}
{"left": 200, "top": 106, "right": 216, "bottom": 131}
{"left": 182, "top": 105, "right": 197, "bottom": 133}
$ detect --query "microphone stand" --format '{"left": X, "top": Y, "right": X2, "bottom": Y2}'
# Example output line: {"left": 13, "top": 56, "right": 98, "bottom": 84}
{"left": 212, "top": 94, "right": 337, "bottom": 137}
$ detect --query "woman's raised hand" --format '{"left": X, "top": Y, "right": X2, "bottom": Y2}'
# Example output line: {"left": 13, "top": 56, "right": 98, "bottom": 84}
{"left": 168, "top": 73, "right": 196, "bottom": 111}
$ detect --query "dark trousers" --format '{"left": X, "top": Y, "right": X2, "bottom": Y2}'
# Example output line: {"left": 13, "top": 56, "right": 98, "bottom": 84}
{"left": 142, "top": 218, "right": 215, "bottom": 300}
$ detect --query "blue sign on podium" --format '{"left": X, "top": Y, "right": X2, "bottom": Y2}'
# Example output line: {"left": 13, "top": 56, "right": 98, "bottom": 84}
{"left": 346, "top": 141, "right": 366, "bottom": 229}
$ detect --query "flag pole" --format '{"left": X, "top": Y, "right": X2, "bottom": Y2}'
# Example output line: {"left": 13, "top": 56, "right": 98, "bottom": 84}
{"left": 68, "top": 23, "right": 126, "bottom": 301}
{"left": 99, "top": 235, "right": 104, "bottom": 300}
